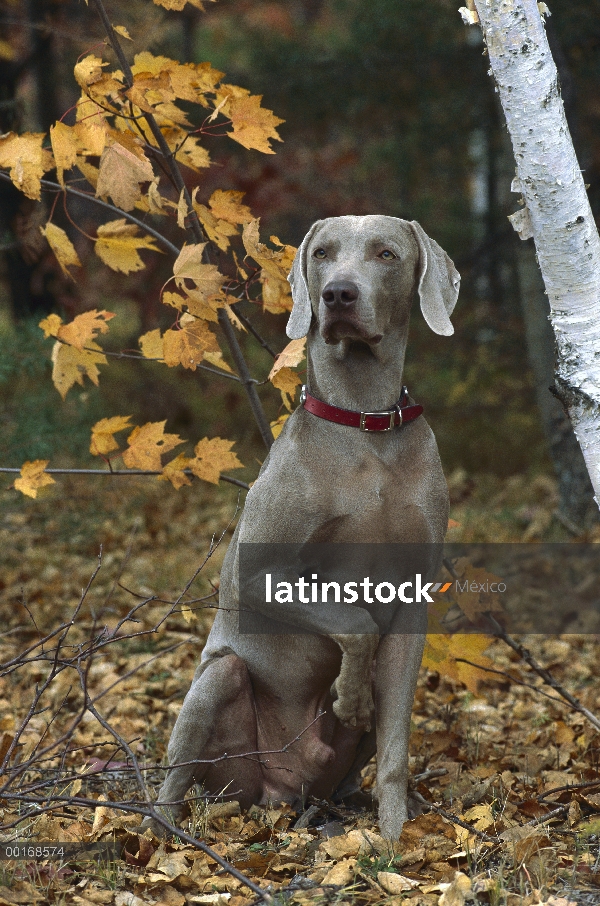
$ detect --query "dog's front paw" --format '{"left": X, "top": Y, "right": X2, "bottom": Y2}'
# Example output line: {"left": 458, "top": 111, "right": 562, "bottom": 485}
{"left": 331, "top": 678, "right": 374, "bottom": 732}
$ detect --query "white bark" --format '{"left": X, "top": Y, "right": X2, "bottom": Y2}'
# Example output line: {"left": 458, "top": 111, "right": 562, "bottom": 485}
{"left": 469, "top": 0, "right": 600, "bottom": 506}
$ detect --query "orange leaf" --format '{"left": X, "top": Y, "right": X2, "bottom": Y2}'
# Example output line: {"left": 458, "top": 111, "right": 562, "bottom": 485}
{"left": 188, "top": 437, "right": 243, "bottom": 485}
{"left": 14, "top": 460, "right": 55, "bottom": 498}
{"left": 208, "top": 189, "right": 253, "bottom": 225}
{"left": 56, "top": 310, "right": 115, "bottom": 351}
{"left": 217, "top": 86, "right": 284, "bottom": 154}
{"left": 173, "top": 243, "right": 224, "bottom": 298}
{"left": 122, "top": 422, "right": 183, "bottom": 471}
{"left": 162, "top": 316, "right": 221, "bottom": 370}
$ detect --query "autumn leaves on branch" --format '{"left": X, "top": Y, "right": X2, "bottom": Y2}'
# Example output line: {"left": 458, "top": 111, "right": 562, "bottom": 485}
{"left": 0, "top": 0, "right": 306, "bottom": 498}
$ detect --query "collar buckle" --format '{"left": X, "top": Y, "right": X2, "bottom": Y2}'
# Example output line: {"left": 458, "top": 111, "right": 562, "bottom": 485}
{"left": 359, "top": 409, "right": 397, "bottom": 432}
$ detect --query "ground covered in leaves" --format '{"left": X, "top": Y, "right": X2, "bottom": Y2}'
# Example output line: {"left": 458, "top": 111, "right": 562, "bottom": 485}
{"left": 0, "top": 471, "right": 599, "bottom": 906}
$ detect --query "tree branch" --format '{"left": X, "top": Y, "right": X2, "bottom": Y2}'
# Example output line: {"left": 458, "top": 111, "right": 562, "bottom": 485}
{"left": 89, "top": 0, "right": 274, "bottom": 449}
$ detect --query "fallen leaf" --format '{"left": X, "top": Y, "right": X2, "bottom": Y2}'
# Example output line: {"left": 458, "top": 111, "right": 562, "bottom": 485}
{"left": 321, "top": 859, "right": 356, "bottom": 886}
{"left": 438, "top": 871, "right": 472, "bottom": 906}
{"left": 377, "top": 872, "right": 419, "bottom": 894}
{"left": 122, "top": 422, "right": 184, "bottom": 471}
{"left": 14, "top": 460, "right": 55, "bottom": 498}
{"left": 188, "top": 437, "right": 243, "bottom": 485}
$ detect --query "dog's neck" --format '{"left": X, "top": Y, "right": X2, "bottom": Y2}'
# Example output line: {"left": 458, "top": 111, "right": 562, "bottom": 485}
{"left": 305, "top": 329, "right": 409, "bottom": 412}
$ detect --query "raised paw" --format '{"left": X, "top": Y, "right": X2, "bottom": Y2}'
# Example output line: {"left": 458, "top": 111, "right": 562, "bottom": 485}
{"left": 331, "top": 677, "right": 374, "bottom": 732}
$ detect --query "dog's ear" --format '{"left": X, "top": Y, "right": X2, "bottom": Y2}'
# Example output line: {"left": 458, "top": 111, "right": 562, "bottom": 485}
{"left": 408, "top": 221, "right": 460, "bottom": 337}
{"left": 286, "top": 220, "right": 323, "bottom": 339}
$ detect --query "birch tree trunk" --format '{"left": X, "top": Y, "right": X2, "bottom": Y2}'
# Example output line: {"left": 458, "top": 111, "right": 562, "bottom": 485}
{"left": 465, "top": 0, "right": 600, "bottom": 507}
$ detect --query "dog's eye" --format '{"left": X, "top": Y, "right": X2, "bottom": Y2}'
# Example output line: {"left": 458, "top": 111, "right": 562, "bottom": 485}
{"left": 313, "top": 248, "right": 327, "bottom": 259}
{"left": 378, "top": 250, "right": 396, "bottom": 260}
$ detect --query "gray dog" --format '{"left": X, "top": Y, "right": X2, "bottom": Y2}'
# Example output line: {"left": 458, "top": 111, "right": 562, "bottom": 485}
{"left": 144, "top": 215, "right": 460, "bottom": 840}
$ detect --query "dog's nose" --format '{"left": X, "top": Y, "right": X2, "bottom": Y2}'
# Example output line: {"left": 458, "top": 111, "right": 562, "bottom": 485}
{"left": 321, "top": 281, "right": 359, "bottom": 310}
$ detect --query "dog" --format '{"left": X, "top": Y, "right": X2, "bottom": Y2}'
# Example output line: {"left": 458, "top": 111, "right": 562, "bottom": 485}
{"left": 143, "top": 214, "right": 459, "bottom": 839}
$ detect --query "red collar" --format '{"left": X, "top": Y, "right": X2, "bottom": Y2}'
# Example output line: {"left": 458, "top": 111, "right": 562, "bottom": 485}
{"left": 300, "top": 385, "right": 423, "bottom": 432}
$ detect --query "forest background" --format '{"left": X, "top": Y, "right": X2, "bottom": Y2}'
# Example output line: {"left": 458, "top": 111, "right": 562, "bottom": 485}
{"left": 3, "top": 0, "right": 600, "bottom": 523}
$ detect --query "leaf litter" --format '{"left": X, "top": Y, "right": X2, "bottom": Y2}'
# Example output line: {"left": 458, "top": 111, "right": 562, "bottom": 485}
{"left": 0, "top": 474, "right": 599, "bottom": 905}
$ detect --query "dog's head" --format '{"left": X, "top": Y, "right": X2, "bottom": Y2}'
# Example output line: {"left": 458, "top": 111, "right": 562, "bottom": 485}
{"left": 286, "top": 215, "right": 460, "bottom": 346}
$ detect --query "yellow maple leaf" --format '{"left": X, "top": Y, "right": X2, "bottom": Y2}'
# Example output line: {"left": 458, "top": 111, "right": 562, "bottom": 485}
{"left": 50, "top": 122, "right": 79, "bottom": 186}
{"left": 40, "top": 223, "right": 82, "bottom": 278}
{"left": 51, "top": 340, "right": 107, "bottom": 399}
{"left": 39, "top": 313, "right": 63, "bottom": 339}
{"left": 422, "top": 634, "right": 494, "bottom": 693}
{"left": 192, "top": 199, "right": 238, "bottom": 252}
{"left": 270, "top": 366, "right": 302, "bottom": 411}
{"left": 122, "top": 421, "right": 184, "bottom": 471}
{"left": 174, "top": 135, "right": 211, "bottom": 172}
{"left": 73, "top": 120, "right": 107, "bottom": 157}
{"left": 0, "top": 132, "right": 51, "bottom": 201}
{"left": 95, "top": 220, "right": 160, "bottom": 274}
{"left": 74, "top": 54, "right": 108, "bottom": 89}
{"left": 268, "top": 338, "right": 306, "bottom": 380}
{"left": 160, "top": 452, "right": 193, "bottom": 489}
{"left": 203, "top": 349, "right": 234, "bottom": 373}
{"left": 208, "top": 189, "right": 254, "bottom": 225}
{"left": 173, "top": 244, "right": 224, "bottom": 298}
{"left": 162, "top": 316, "right": 220, "bottom": 370}
{"left": 14, "top": 460, "right": 55, "bottom": 499}
{"left": 188, "top": 437, "right": 243, "bottom": 485}
{"left": 139, "top": 328, "right": 165, "bottom": 360}
{"left": 90, "top": 415, "right": 133, "bottom": 456}
{"left": 56, "top": 309, "right": 115, "bottom": 351}
{"left": 216, "top": 86, "right": 284, "bottom": 154}
{"left": 242, "top": 220, "right": 296, "bottom": 312}
{"left": 262, "top": 273, "right": 294, "bottom": 314}
{"left": 270, "top": 412, "right": 290, "bottom": 439}
{"left": 96, "top": 142, "right": 154, "bottom": 211}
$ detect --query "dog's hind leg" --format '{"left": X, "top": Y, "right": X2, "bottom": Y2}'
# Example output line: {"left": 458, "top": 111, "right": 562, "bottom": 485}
{"left": 142, "top": 653, "right": 260, "bottom": 835}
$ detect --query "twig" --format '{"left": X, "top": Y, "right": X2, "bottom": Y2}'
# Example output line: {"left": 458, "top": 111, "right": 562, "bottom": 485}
{"left": 410, "top": 790, "right": 500, "bottom": 844}
{"left": 0, "top": 171, "right": 180, "bottom": 258}
{"left": 453, "top": 657, "right": 568, "bottom": 706}
{"left": 442, "top": 558, "right": 600, "bottom": 732}
{"left": 0, "top": 467, "right": 250, "bottom": 491}
{"left": 231, "top": 304, "right": 278, "bottom": 358}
